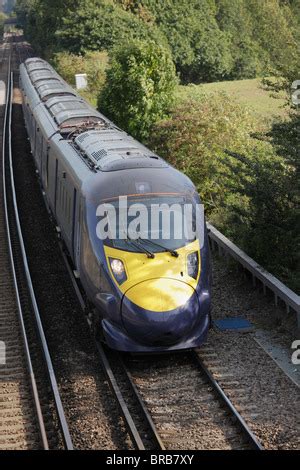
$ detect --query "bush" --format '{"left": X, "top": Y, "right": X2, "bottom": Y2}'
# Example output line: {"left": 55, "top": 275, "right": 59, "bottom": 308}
{"left": 215, "top": 146, "right": 297, "bottom": 290}
{"left": 98, "top": 40, "right": 177, "bottom": 140}
{"left": 52, "top": 51, "right": 108, "bottom": 106}
{"left": 149, "top": 93, "right": 298, "bottom": 290}
{"left": 149, "top": 93, "right": 257, "bottom": 211}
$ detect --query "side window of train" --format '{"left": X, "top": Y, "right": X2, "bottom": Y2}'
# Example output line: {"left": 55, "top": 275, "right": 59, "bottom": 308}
{"left": 72, "top": 189, "right": 77, "bottom": 259}
{"left": 32, "top": 118, "right": 36, "bottom": 154}
{"left": 27, "top": 105, "right": 32, "bottom": 137}
{"left": 82, "top": 223, "right": 101, "bottom": 287}
{"left": 45, "top": 151, "right": 55, "bottom": 212}
{"left": 41, "top": 137, "right": 45, "bottom": 167}
{"left": 64, "top": 187, "right": 67, "bottom": 218}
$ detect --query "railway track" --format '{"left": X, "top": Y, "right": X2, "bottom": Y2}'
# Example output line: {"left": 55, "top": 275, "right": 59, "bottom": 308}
{"left": 0, "top": 34, "right": 73, "bottom": 450}
{"left": 15, "top": 34, "right": 32, "bottom": 64}
{"left": 99, "top": 345, "right": 263, "bottom": 450}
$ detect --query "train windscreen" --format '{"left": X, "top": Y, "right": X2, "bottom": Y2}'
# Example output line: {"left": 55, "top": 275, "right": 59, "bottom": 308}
{"left": 97, "top": 195, "right": 203, "bottom": 253}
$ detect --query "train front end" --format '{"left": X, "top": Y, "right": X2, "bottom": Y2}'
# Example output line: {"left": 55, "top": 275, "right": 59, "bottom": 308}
{"left": 81, "top": 168, "right": 212, "bottom": 353}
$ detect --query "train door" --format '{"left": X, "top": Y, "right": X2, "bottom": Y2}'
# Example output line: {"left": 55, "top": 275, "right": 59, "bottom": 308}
{"left": 29, "top": 111, "right": 35, "bottom": 152}
{"left": 74, "top": 198, "right": 82, "bottom": 272}
{"left": 28, "top": 107, "right": 34, "bottom": 148}
{"left": 72, "top": 188, "right": 77, "bottom": 261}
{"left": 41, "top": 144, "right": 49, "bottom": 190}
{"left": 35, "top": 127, "right": 43, "bottom": 172}
{"left": 54, "top": 158, "right": 58, "bottom": 214}
{"left": 46, "top": 150, "right": 57, "bottom": 215}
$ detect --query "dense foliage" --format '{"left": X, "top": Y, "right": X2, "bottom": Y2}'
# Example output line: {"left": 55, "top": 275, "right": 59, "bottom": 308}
{"left": 128, "top": 0, "right": 234, "bottom": 83}
{"left": 0, "top": 12, "right": 7, "bottom": 39}
{"left": 57, "top": 1, "right": 166, "bottom": 56}
{"left": 16, "top": 0, "right": 300, "bottom": 82}
{"left": 99, "top": 40, "right": 177, "bottom": 140}
{"left": 15, "top": 0, "right": 76, "bottom": 56}
{"left": 149, "top": 94, "right": 257, "bottom": 210}
{"left": 52, "top": 51, "right": 108, "bottom": 106}
{"left": 149, "top": 95, "right": 299, "bottom": 291}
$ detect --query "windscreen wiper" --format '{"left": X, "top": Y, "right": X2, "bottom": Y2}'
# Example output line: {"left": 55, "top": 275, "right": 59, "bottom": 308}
{"left": 139, "top": 238, "right": 179, "bottom": 258}
{"left": 125, "top": 236, "right": 155, "bottom": 259}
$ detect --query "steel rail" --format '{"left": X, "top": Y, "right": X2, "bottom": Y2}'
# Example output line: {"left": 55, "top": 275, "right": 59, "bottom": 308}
{"left": 57, "top": 238, "right": 167, "bottom": 450}
{"left": 57, "top": 241, "right": 148, "bottom": 450}
{"left": 118, "top": 355, "right": 166, "bottom": 450}
{"left": 191, "top": 351, "right": 264, "bottom": 450}
{"left": 95, "top": 342, "right": 146, "bottom": 450}
{"left": 4, "top": 47, "right": 74, "bottom": 449}
{"left": 2, "top": 57, "right": 49, "bottom": 450}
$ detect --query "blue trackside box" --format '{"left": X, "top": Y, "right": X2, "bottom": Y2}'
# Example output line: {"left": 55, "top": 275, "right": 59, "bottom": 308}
{"left": 213, "top": 318, "right": 254, "bottom": 332}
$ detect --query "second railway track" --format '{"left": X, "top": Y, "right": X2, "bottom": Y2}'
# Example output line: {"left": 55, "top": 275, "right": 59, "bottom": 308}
{"left": 0, "top": 34, "right": 73, "bottom": 450}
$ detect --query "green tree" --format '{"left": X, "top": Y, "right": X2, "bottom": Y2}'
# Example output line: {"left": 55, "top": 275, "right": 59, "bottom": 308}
{"left": 149, "top": 93, "right": 258, "bottom": 211}
{"left": 0, "top": 12, "right": 6, "bottom": 39}
{"left": 99, "top": 40, "right": 177, "bottom": 140}
{"left": 16, "top": 0, "right": 300, "bottom": 83}
{"left": 137, "top": 0, "right": 234, "bottom": 83}
{"left": 16, "top": 0, "right": 78, "bottom": 56}
{"left": 219, "top": 147, "right": 299, "bottom": 291}
{"left": 245, "top": 0, "right": 298, "bottom": 77}
{"left": 149, "top": 92, "right": 299, "bottom": 290}
{"left": 57, "top": 0, "right": 166, "bottom": 55}
{"left": 52, "top": 50, "right": 108, "bottom": 106}
{"left": 216, "top": 0, "right": 263, "bottom": 79}
{"left": 15, "top": 0, "right": 35, "bottom": 30}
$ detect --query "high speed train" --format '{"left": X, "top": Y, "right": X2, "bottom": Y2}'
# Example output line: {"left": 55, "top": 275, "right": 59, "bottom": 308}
{"left": 20, "top": 58, "right": 212, "bottom": 352}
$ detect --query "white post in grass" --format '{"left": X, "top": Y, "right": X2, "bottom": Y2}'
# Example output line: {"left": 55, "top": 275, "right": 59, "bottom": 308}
{"left": 75, "top": 73, "right": 88, "bottom": 90}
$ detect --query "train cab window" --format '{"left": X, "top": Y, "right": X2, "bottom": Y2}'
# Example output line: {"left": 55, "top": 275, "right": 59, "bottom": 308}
{"left": 100, "top": 195, "right": 200, "bottom": 253}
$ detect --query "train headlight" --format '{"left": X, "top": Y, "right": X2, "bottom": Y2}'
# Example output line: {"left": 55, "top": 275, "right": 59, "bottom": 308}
{"left": 187, "top": 252, "right": 199, "bottom": 280}
{"left": 109, "top": 258, "right": 127, "bottom": 285}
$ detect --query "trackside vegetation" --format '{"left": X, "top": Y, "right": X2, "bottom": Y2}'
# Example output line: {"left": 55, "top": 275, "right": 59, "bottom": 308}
{"left": 98, "top": 40, "right": 178, "bottom": 140}
{"left": 0, "top": 13, "right": 6, "bottom": 39}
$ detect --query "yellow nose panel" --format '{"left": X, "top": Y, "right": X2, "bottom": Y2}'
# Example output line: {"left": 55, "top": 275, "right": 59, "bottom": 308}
{"left": 104, "top": 239, "right": 201, "bottom": 312}
{"left": 125, "top": 278, "right": 195, "bottom": 312}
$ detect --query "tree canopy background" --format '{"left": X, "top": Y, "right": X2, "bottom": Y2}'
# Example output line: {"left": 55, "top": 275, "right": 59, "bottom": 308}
{"left": 15, "top": 0, "right": 300, "bottom": 83}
